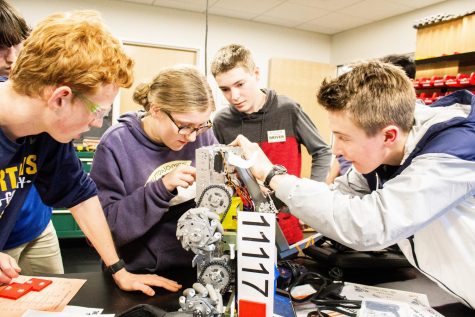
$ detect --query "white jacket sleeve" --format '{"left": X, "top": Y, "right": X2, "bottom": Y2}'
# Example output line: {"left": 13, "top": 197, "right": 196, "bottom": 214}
{"left": 276, "top": 153, "right": 475, "bottom": 251}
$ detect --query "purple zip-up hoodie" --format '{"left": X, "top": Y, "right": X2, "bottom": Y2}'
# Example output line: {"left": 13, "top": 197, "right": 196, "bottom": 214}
{"left": 90, "top": 111, "right": 217, "bottom": 273}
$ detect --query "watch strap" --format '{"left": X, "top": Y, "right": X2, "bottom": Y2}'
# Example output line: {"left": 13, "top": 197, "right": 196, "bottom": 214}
{"left": 107, "top": 259, "right": 125, "bottom": 274}
{"left": 264, "top": 165, "right": 287, "bottom": 189}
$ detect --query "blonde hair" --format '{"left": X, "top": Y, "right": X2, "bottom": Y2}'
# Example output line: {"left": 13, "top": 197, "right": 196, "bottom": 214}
{"left": 133, "top": 65, "right": 215, "bottom": 113}
{"left": 210, "top": 43, "right": 255, "bottom": 77}
{"left": 10, "top": 10, "right": 133, "bottom": 97}
{"left": 317, "top": 60, "right": 416, "bottom": 136}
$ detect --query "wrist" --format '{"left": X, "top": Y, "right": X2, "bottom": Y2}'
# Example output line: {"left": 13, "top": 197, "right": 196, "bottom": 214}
{"left": 263, "top": 165, "right": 287, "bottom": 189}
{"left": 106, "top": 259, "right": 126, "bottom": 275}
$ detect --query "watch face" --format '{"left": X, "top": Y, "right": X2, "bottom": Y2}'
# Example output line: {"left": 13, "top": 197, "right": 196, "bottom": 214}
{"left": 274, "top": 165, "right": 287, "bottom": 174}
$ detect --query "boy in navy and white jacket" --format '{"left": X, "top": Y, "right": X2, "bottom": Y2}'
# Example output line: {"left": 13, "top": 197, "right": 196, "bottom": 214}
{"left": 233, "top": 61, "right": 475, "bottom": 308}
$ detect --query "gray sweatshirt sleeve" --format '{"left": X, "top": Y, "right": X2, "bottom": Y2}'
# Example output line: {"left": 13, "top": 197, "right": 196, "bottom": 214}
{"left": 294, "top": 106, "right": 332, "bottom": 181}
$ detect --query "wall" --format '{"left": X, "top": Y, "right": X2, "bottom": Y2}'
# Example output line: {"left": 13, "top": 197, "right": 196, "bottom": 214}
{"left": 11, "top": 0, "right": 331, "bottom": 107}
{"left": 331, "top": 0, "right": 475, "bottom": 65}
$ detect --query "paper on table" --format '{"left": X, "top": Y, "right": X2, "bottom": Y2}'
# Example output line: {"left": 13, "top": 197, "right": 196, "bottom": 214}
{"left": 292, "top": 282, "right": 442, "bottom": 317}
{"left": 0, "top": 275, "right": 86, "bottom": 317}
{"left": 340, "top": 282, "right": 430, "bottom": 307}
{"left": 62, "top": 306, "right": 103, "bottom": 315}
{"left": 21, "top": 310, "right": 114, "bottom": 317}
{"left": 341, "top": 282, "right": 444, "bottom": 316}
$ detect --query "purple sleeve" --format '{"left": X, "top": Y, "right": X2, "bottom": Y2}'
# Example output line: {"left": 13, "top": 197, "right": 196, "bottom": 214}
{"left": 337, "top": 155, "right": 352, "bottom": 175}
{"left": 90, "top": 144, "right": 175, "bottom": 247}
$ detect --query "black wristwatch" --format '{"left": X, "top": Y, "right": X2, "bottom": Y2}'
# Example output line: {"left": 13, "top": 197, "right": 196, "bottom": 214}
{"left": 263, "top": 165, "right": 287, "bottom": 189}
{"left": 107, "top": 259, "right": 125, "bottom": 274}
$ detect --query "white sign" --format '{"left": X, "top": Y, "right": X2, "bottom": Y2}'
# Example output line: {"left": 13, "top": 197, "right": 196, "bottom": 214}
{"left": 237, "top": 212, "right": 276, "bottom": 317}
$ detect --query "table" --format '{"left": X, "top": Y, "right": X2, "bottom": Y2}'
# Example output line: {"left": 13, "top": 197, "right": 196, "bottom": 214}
{"left": 66, "top": 266, "right": 195, "bottom": 314}
{"left": 61, "top": 265, "right": 473, "bottom": 316}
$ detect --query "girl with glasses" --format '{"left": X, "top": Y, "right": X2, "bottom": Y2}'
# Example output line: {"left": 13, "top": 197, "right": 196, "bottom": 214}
{"left": 90, "top": 65, "right": 218, "bottom": 275}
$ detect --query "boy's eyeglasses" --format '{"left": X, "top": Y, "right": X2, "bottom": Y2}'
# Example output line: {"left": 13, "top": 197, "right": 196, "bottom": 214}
{"left": 72, "top": 89, "right": 110, "bottom": 121}
{"left": 163, "top": 110, "right": 212, "bottom": 135}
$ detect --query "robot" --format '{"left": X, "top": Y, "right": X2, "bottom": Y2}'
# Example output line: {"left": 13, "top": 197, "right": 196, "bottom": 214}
{"left": 176, "top": 145, "right": 278, "bottom": 316}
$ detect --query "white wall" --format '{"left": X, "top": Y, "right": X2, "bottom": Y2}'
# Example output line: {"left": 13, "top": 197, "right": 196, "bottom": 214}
{"left": 11, "top": 0, "right": 331, "bottom": 92}
{"left": 331, "top": 0, "right": 475, "bottom": 65}
{"left": 11, "top": 0, "right": 473, "bottom": 101}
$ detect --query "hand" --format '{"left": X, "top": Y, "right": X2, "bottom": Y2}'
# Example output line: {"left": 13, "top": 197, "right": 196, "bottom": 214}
{"left": 162, "top": 165, "right": 196, "bottom": 192}
{"left": 112, "top": 268, "right": 182, "bottom": 296}
{"left": 0, "top": 252, "right": 21, "bottom": 284}
{"left": 229, "top": 134, "right": 273, "bottom": 182}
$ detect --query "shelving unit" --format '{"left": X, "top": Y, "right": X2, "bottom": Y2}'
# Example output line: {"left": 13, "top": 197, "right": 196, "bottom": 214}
{"left": 51, "top": 151, "right": 94, "bottom": 239}
{"left": 413, "top": 12, "right": 475, "bottom": 105}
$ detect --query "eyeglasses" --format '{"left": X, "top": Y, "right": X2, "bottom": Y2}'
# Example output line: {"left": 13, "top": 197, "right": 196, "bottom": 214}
{"left": 163, "top": 111, "right": 212, "bottom": 135}
{"left": 72, "top": 89, "right": 110, "bottom": 121}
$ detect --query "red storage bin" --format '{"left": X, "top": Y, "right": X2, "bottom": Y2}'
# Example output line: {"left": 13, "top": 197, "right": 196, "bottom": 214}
{"left": 412, "top": 78, "right": 422, "bottom": 89}
{"left": 446, "top": 73, "right": 469, "bottom": 87}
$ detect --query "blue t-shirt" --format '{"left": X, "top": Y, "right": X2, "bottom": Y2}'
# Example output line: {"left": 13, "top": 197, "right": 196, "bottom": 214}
{"left": 0, "top": 131, "right": 97, "bottom": 250}
{"left": 1, "top": 76, "right": 54, "bottom": 250}
{"left": 4, "top": 186, "right": 52, "bottom": 249}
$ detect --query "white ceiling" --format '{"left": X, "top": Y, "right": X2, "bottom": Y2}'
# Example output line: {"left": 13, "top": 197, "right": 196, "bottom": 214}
{"left": 114, "top": 0, "right": 447, "bottom": 34}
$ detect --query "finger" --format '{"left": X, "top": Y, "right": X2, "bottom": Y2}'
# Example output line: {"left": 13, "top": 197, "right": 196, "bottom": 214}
{"left": 147, "top": 274, "right": 182, "bottom": 291}
{"left": 180, "top": 173, "right": 196, "bottom": 185}
{"left": 0, "top": 261, "right": 20, "bottom": 281}
{"left": 229, "top": 135, "right": 242, "bottom": 146}
{"left": 134, "top": 281, "right": 155, "bottom": 296}
{"left": 175, "top": 179, "right": 192, "bottom": 189}
{"left": 0, "top": 271, "right": 13, "bottom": 285}
{"left": 181, "top": 165, "right": 196, "bottom": 175}
{"left": 9, "top": 257, "right": 21, "bottom": 273}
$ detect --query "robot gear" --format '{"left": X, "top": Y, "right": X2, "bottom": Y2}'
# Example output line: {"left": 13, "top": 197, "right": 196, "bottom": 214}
{"left": 198, "top": 260, "right": 232, "bottom": 294}
{"left": 197, "top": 185, "right": 232, "bottom": 216}
{"left": 179, "top": 283, "right": 223, "bottom": 317}
{"left": 177, "top": 207, "right": 224, "bottom": 255}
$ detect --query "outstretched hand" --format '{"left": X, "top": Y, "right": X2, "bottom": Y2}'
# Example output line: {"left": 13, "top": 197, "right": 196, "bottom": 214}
{"left": 162, "top": 165, "right": 196, "bottom": 192}
{"left": 113, "top": 268, "right": 182, "bottom": 296}
{"left": 229, "top": 134, "right": 273, "bottom": 182}
{"left": 0, "top": 252, "right": 21, "bottom": 284}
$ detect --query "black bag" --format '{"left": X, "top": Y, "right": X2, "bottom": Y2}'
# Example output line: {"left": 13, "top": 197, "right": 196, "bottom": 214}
{"left": 117, "top": 304, "right": 168, "bottom": 317}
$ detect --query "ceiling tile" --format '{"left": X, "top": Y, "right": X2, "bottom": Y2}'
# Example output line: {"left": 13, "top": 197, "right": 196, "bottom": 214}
{"left": 386, "top": 0, "right": 447, "bottom": 10}
{"left": 253, "top": 15, "right": 302, "bottom": 28}
{"left": 208, "top": 7, "right": 258, "bottom": 20}
{"left": 152, "top": 0, "right": 219, "bottom": 12}
{"left": 303, "top": 12, "right": 372, "bottom": 30}
{"left": 288, "top": 0, "right": 363, "bottom": 11}
{"left": 341, "top": 0, "right": 413, "bottom": 21}
{"left": 121, "top": 0, "right": 154, "bottom": 4}
{"left": 212, "top": 0, "right": 284, "bottom": 16}
{"left": 260, "top": 2, "right": 331, "bottom": 21}
{"left": 297, "top": 23, "right": 342, "bottom": 35}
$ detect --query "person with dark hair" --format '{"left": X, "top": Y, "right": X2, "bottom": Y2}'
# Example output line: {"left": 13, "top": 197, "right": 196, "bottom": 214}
{"left": 90, "top": 65, "right": 217, "bottom": 274}
{"left": 233, "top": 61, "right": 475, "bottom": 308}
{"left": 380, "top": 53, "right": 416, "bottom": 79}
{"left": 0, "top": 0, "right": 29, "bottom": 79}
{"left": 0, "top": 9, "right": 181, "bottom": 295}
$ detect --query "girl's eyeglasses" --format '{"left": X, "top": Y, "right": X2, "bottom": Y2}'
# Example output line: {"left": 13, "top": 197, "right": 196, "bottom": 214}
{"left": 163, "top": 111, "right": 212, "bottom": 135}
